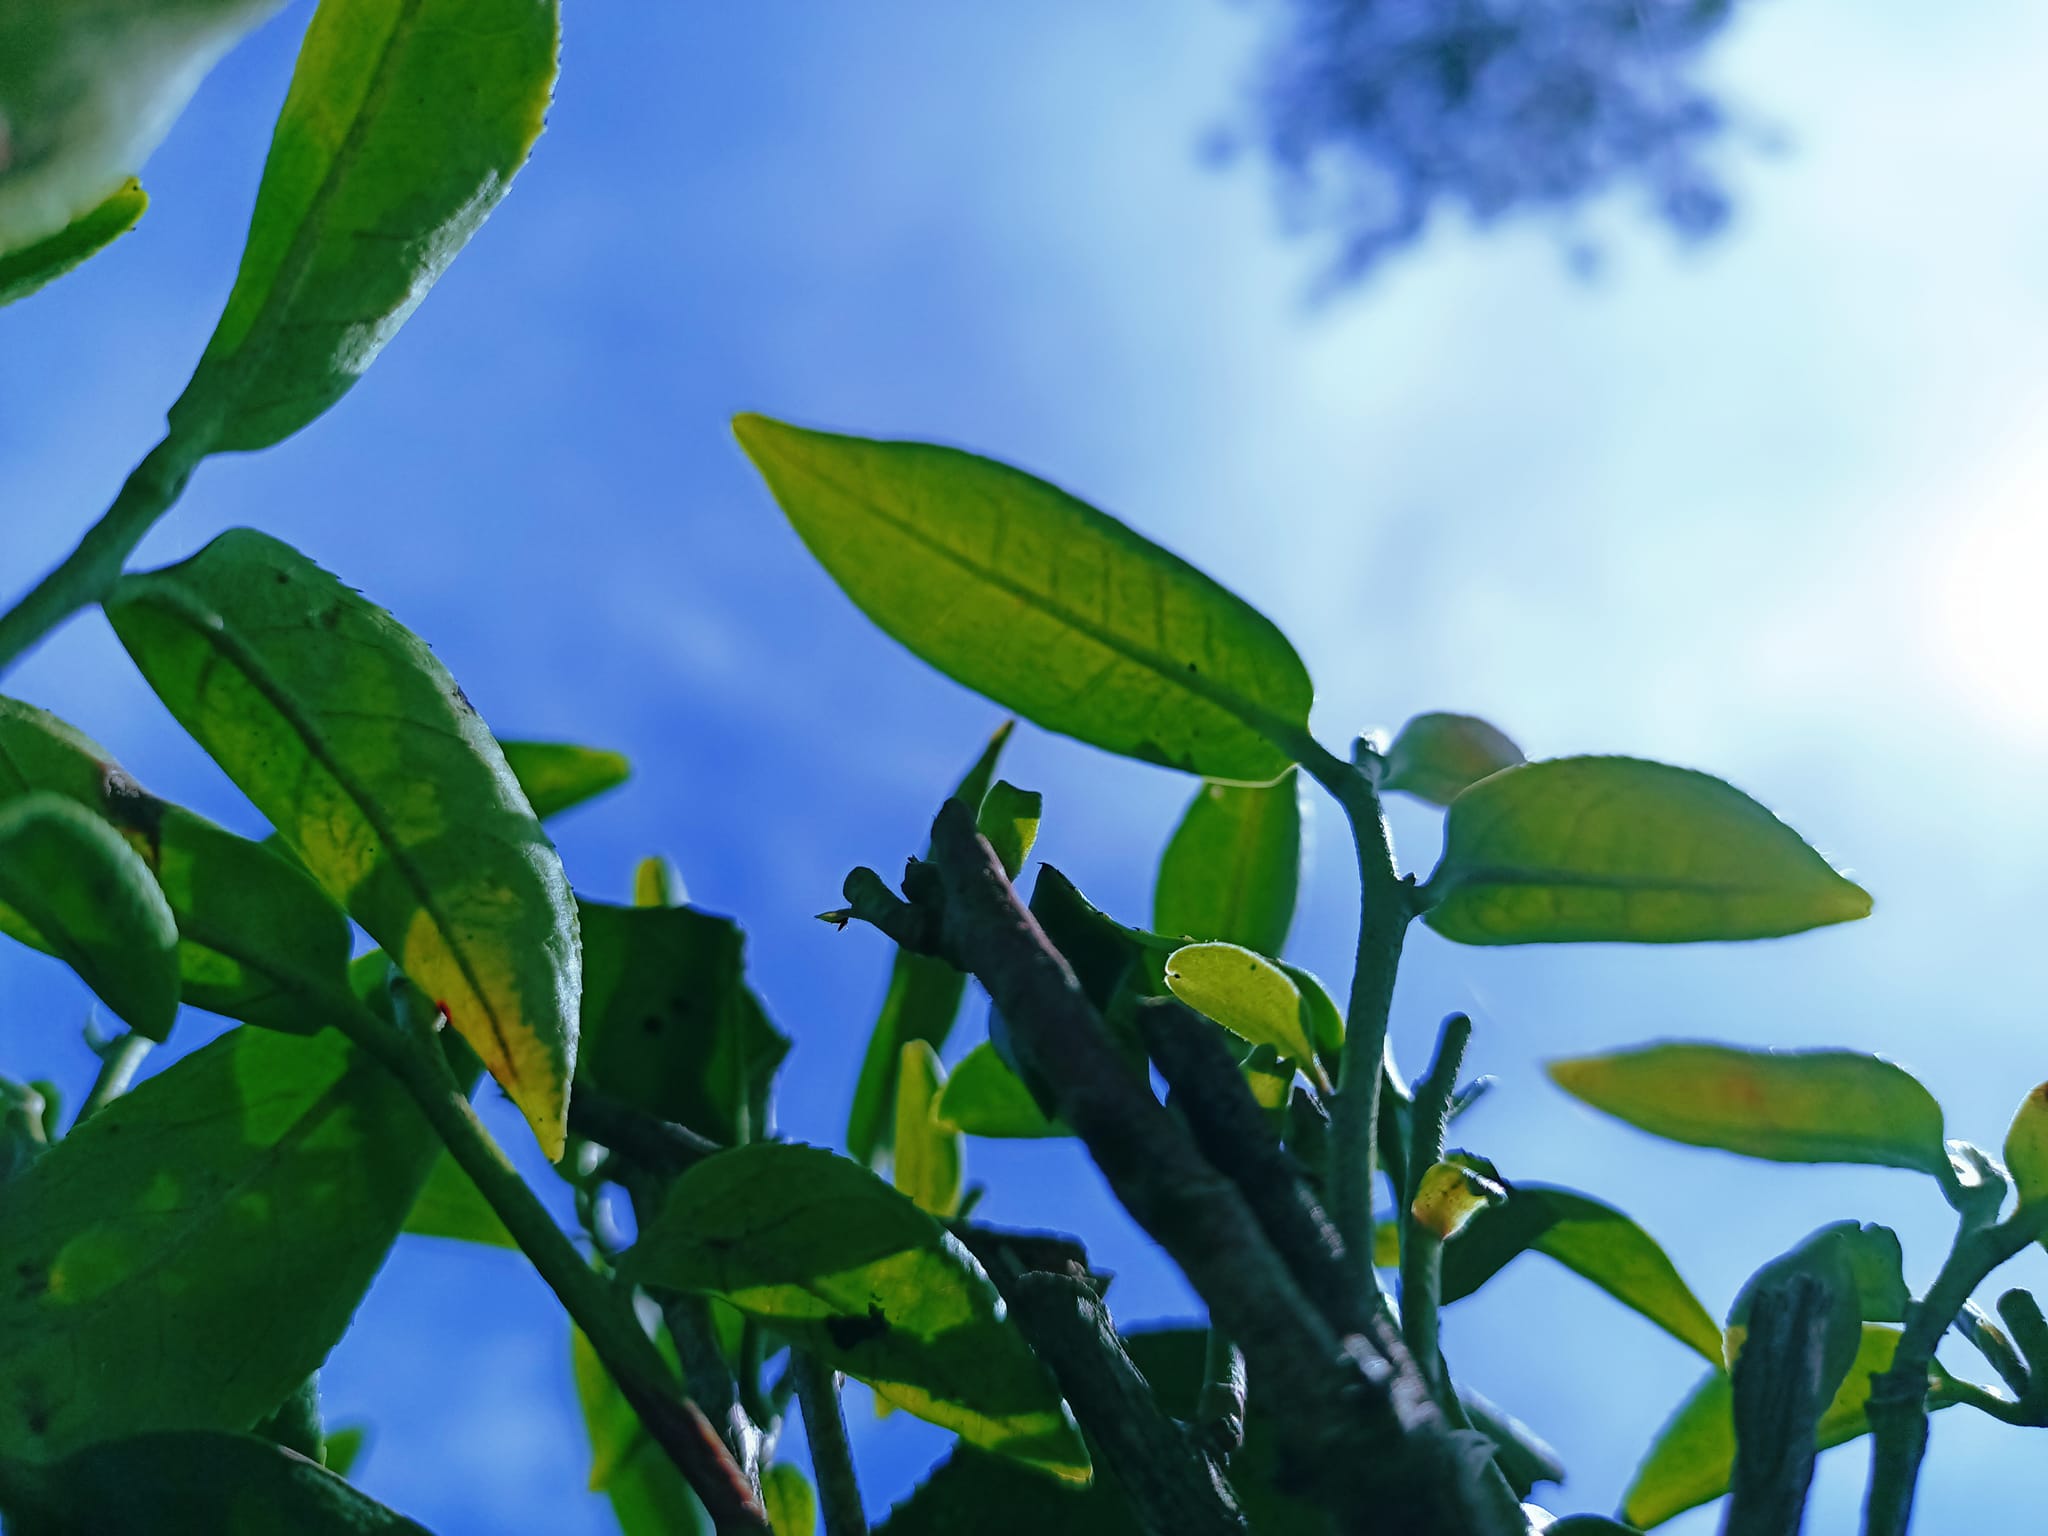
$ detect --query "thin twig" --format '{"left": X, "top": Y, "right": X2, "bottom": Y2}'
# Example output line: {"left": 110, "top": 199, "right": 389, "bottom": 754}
{"left": 74, "top": 1033, "right": 153, "bottom": 1127}
{"left": 793, "top": 1353, "right": 867, "bottom": 1536}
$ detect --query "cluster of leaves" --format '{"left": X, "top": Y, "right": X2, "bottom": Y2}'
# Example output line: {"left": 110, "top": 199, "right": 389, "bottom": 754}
{"left": 1231, "top": 0, "right": 1749, "bottom": 280}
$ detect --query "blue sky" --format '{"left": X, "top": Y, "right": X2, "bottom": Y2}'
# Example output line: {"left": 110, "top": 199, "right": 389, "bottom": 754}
{"left": 5, "top": 2, "right": 2048, "bottom": 1530}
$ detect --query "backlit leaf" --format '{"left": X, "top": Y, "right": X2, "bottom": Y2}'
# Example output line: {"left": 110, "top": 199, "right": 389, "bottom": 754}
{"left": 401, "top": 1150, "right": 515, "bottom": 1249}
{"left": 1152, "top": 768, "right": 1303, "bottom": 956}
{"left": 1548, "top": 1042, "right": 1949, "bottom": 1180}
{"left": 893, "top": 1042, "right": 962, "bottom": 1217}
{"left": 1423, "top": 757, "right": 1872, "bottom": 944}
{"left": 0, "top": 180, "right": 147, "bottom": 309}
{"left": 763, "top": 1464, "right": 817, "bottom": 1536}
{"left": 107, "top": 529, "right": 580, "bottom": 1158}
{"left": 166, "top": 0, "right": 560, "bottom": 453}
{"left": 499, "top": 740, "right": 630, "bottom": 821}
{"left": 976, "top": 780, "right": 1041, "bottom": 878}
{"left": 932, "top": 1043, "right": 1066, "bottom": 1140}
{"left": 1380, "top": 712, "right": 1523, "bottom": 807}
{"left": 1163, "top": 942, "right": 1317, "bottom": 1067}
{"left": 735, "top": 416, "right": 1313, "bottom": 782}
{"left": 2004, "top": 1084, "right": 2048, "bottom": 1211}
{"left": 633, "top": 1143, "right": 1088, "bottom": 1480}
{"left": 570, "top": 1326, "right": 708, "bottom": 1536}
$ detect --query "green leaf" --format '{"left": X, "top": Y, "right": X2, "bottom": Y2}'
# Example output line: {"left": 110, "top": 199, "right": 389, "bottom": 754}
{"left": 847, "top": 721, "right": 1013, "bottom": 1165}
{"left": 734, "top": 416, "right": 1313, "bottom": 782}
{"left": 1459, "top": 1389, "right": 1565, "bottom": 1500}
{"left": 0, "top": 793, "right": 179, "bottom": 1041}
{"left": 0, "top": 1025, "right": 441, "bottom": 1459}
{"left": 1548, "top": 1042, "right": 1950, "bottom": 1180}
{"left": 0, "top": 180, "right": 147, "bottom": 308}
{"left": 635, "top": 855, "right": 687, "bottom": 908}
{"left": 0, "top": 1430, "right": 436, "bottom": 1534}
{"left": 1422, "top": 757, "right": 1872, "bottom": 944}
{"left": 1151, "top": 768, "right": 1302, "bottom": 956}
{"left": 1379, "top": 712, "right": 1524, "bottom": 807}
{"left": 165, "top": 0, "right": 560, "bottom": 454}
{"left": 1277, "top": 960, "right": 1345, "bottom": 1060}
{"left": 0, "top": 694, "right": 356, "bottom": 1036}
{"left": 1439, "top": 1183, "right": 1722, "bottom": 1363}
{"left": 570, "top": 1326, "right": 709, "bottom": 1536}
{"left": 632, "top": 1143, "right": 1088, "bottom": 1480}
{"left": 1622, "top": 1326, "right": 1951, "bottom": 1528}
{"left": 763, "top": 1464, "right": 818, "bottom": 1536}
{"left": 1162, "top": 942, "right": 1317, "bottom": 1068}
{"left": 2005, "top": 1084, "right": 2048, "bottom": 1211}
{"left": 975, "top": 780, "right": 1041, "bottom": 878}
{"left": 402, "top": 1150, "right": 515, "bottom": 1248}
{"left": 106, "top": 529, "right": 580, "bottom": 1159}
{"left": 499, "top": 740, "right": 631, "bottom": 821}
{"left": 1724, "top": 1221, "right": 1908, "bottom": 1392}
{"left": 578, "top": 898, "right": 788, "bottom": 1147}
{"left": 932, "top": 1043, "right": 1066, "bottom": 1139}
{"left": 893, "top": 1042, "right": 962, "bottom": 1217}
{"left": 323, "top": 1423, "right": 367, "bottom": 1477}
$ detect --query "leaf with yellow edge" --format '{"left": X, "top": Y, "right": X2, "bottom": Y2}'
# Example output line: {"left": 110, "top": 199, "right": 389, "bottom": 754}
{"left": 1163, "top": 942, "right": 1319, "bottom": 1072}
{"left": 0, "top": 180, "right": 147, "bottom": 308}
{"left": 106, "top": 529, "right": 579, "bottom": 1159}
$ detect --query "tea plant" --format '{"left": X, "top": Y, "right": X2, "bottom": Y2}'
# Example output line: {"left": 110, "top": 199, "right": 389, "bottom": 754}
{"left": 2, "top": 4, "right": 2044, "bottom": 1535}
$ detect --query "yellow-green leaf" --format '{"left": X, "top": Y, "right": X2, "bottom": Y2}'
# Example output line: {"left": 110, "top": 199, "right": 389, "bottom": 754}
{"left": 1152, "top": 769, "right": 1303, "bottom": 956}
{"left": 0, "top": 793, "right": 178, "bottom": 1041}
{"left": 166, "top": 0, "right": 560, "bottom": 453}
{"left": 1379, "top": 712, "right": 1524, "bottom": 807}
{"left": 1424, "top": 757, "right": 1872, "bottom": 944}
{"left": 932, "top": 1043, "right": 1067, "bottom": 1140}
{"left": 634, "top": 855, "right": 687, "bottom": 908}
{"left": 1548, "top": 1042, "right": 1949, "bottom": 1180}
{"left": 498, "top": 740, "right": 630, "bottom": 822}
{"left": 401, "top": 1151, "right": 514, "bottom": 1249}
{"left": 0, "top": 180, "right": 146, "bottom": 308}
{"left": 975, "top": 780, "right": 1041, "bottom": 878}
{"left": 570, "top": 1326, "right": 708, "bottom": 1535}
{"left": 105, "top": 529, "right": 579, "bottom": 1159}
{"left": 2005, "top": 1084, "right": 2048, "bottom": 1210}
{"left": 1163, "top": 942, "right": 1317, "bottom": 1067}
{"left": 1410, "top": 1159, "right": 1507, "bottom": 1240}
{"left": 763, "top": 1464, "right": 818, "bottom": 1536}
{"left": 734, "top": 416, "right": 1313, "bottom": 783}
{"left": 893, "top": 1042, "right": 962, "bottom": 1218}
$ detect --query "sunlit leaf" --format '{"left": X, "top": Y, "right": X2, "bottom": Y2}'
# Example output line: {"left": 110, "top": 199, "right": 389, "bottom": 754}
{"left": 763, "top": 1464, "right": 817, "bottom": 1536}
{"left": 847, "top": 721, "right": 1012, "bottom": 1165}
{"left": 634, "top": 855, "right": 687, "bottom": 908}
{"left": 578, "top": 898, "right": 788, "bottom": 1147}
{"left": 976, "top": 780, "right": 1041, "bottom": 878}
{"left": 166, "top": 0, "right": 560, "bottom": 453}
{"left": 633, "top": 1143, "right": 1088, "bottom": 1480}
{"left": 735, "top": 416, "right": 1313, "bottom": 782}
{"left": 1423, "top": 757, "right": 1872, "bottom": 944}
{"left": 1622, "top": 1326, "right": 1950, "bottom": 1528}
{"left": 1152, "top": 768, "right": 1302, "bottom": 956}
{"left": 0, "top": 1026, "right": 441, "bottom": 1459}
{"left": 1548, "top": 1042, "right": 1949, "bottom": 1180}
{"left": 106, "top": 529, "right": 580, "bottom": 1158}
{"left": 1163, "top": 942, "right": 1317, "bottom": 1067}
{"left": 570, "top": 1326, "right": 708, "bottom": 1536}
{"left": 0, "top": 792, "right": 178, "bottom": 1040}
{"left": 1410, "top": 1159, "right": 1507, "bottom": 1240}
{"left": 893, "top": 1042, "right": 962, "bottom": 1217}
{"left": 0, "top": 1430, "right": 436, "bottom": 1534}
{"left": 499, "top": 740, "right": 630, "bottom": 821}
{"left": 932, "top": 1043, "right": 1066, "bottom": 1139}
{"left": 1379, "top": 712, "right": 1524, "bottom": 807}
{"left": 2005, "top": 1084, "right": 2048, "bottom": 1212}
{"left": 0, "top": 180, "right": 147, "bottom": 309}
{"left": 401, "top": 1151, "right": 514, "bottom": 1249}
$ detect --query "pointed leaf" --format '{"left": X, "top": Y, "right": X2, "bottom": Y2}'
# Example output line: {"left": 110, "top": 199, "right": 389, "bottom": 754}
{"left": 570, "top": 1327, "right": 709, "bottom": 1535}
{"left": 1548, "top": 1043, "right": 1949, "bottom": 1180}
{"left": 1622, "top": 1326, "right": 1951, "bottom": 1528}
{"left": 1423, "top": 757, "right": 1872, "bottom": 944}
{"left": 847, "top": 721, "right": 1013, "bottom": 1164}
{"left": 0, "top": 1026, "right": 441, "bottom": 1459}
{"left": 1438, "top": 1182, "right": 1723, "bottom": 1363}
{"left": 0, "top": 1430, "right": 435, "bottom": 1534}
{"left": 106, "top": 529, "right": 580, "bottom": 1158}
{"left": 1380, "top": 713, "right": 1524, "bottom": 806}
{"left": 932, "top": 1043, "right": 1067, "bottom": 1139}
{"left": 735, "top": 416, "right": 1313, "bottom": 782}
{"left": 893, "top": 1042, "right": 962, "bottom": 1217}
{"left": 1152, "top": 768, "right": 1303, "bottom": 955}
{"left": 166, "top": 0, "right": 560, "bottom": 453}
{"left": 402, "top": 1150, "right": 515, "bottom": 1249}
{"left": 975, "top": 780, "right": 1041, "bottom": 878}
{"left": 0, "top": 180, "right": 147, "bottom": 308}
{"left": 635, "top": 855, "right": 687, "bottom": 908}
{"left": 578, "top": 898, "right": 788, "bottom": 1147}
{"left": 763, "top": 1465, "right": 818, "bottom": 1536}
{"left": 1163, "top": 942, "right": 1317, "bottom": 1066}
{"left": 632, "top": 1143, "right": 1088, "bottom": 1480}
{"left": 499, "top": 740, "right": 630, "bottom": 821}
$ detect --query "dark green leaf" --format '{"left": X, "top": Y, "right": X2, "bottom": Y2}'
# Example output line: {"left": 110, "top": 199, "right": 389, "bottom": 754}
{"left": 0, "top": 1430, "right": 435, "bottom": 1534}
{"left": 0, "top": 793, "right": 179, "bottom": 1040}
{"left": 1548, "top": 1042, "right": 1949, "bottom": 1180}
{"left": 578, "top": 898, "right": 788, "bottom": 1147}
{"left": 0, "top": 1026, "right": 440, "bottom": 1459}
{"left": 847, "top": 721, "right": 1012, "bottom": 1165}
{"left": 1622, "top": 1326, "right": 1951, "bottom": 1528}
{"left": 1152, "top": 768, "right": 1302, "bottom": 956}
{"left": 402, "top": 1150, "right": 515, "bottom": 1249}
{"left": 1725, "top": 1222, "right": 1908, "bottom": 1393}
{"left": 975, "top": 780, "right": 1041, "bottom": 878}
{"left": 932, "top": 1044, "right": 1066, "bottom": 1139}
{"left": 322, "top": 1424, "right": 367, "bottom": 1478}
{"left": 570, "top": 1326, "right": 709, "bottom": 1536}
{"left": 1278, "top": 960, "right": 1345, "bottom": 1059}
{"left": 1437, "top": 1181, "right": 1723, "bottom": 1363}
{"left": 0, "top": 181, "right": 146, "bottom": 309}
{"left": 251, "top": 1375, "right": 325, "bottom": 1463}
{"left": 1380, "top": 713, "right": 1524, "bottom": 807}
{"left": 893, "top": 1042, "right": 962, "bottom": 1217}
{"left": 763, "top": 1464, "right": 817, "bottom": 1536}
{"left": 632, "top": 1144, "right": 1087, "bottom": 1479}
{"left": 1459, "top": 1388, "right": 1564, "bottom": 1499}
{"left": 166, "top": 0, "right": 560, "bottom": 453}
{"left": 734, "top": 416, "right": 1313, "bottom": 782}
{"left": 499, "top": 740, "right": 631, "bottom": 821}
{"left": 1423, "top": 757, "right": 1872, "bottom": 944}
{"left": 1163, "top": 942, "right": 1318, "bottom": 1069}
{"left": 107, "top": 529, "right": 580, "bottom": 1158}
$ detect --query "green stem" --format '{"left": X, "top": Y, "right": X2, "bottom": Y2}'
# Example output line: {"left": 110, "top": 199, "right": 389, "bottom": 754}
{"left": 793, "top": 1352, "right": 867, "bottom": 1536}
{"left": 0, "top": 437, "right": 196, "bottom": 677}
{"left": 1296, "top": 736, "right": 1411, "bottom": 1309}
{"left": 333, "top": 1005, "right": 768, "bottom": 1534}
{"left": 75, "top": 1032, "right": 153, "bottom": 1126}
{"left": 1399, "top": 1013, "right": 1471, "bottom": 1402}
{"left": 1195, "top": 1327, "right": 1246, "bottom": 1458}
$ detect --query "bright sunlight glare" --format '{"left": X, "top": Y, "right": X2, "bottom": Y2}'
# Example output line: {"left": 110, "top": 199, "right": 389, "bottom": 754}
{"left": 1933, "top": 443, "right": 2048, "bottom": 740}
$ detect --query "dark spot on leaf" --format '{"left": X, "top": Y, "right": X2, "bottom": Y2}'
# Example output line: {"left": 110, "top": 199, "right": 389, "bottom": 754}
{"left": 641, "top": 1014, "right": 663, "bottom": 1035}
{"left": 316, "top": 607, "right": 341, "bottom": 630}
{"left": 1186, "top": 661, "right": 1198, "bottom": 673}
{"left": 824, "top": 1303, "right": 890, "bottom": 1349}
{"left": 99, "top": 766, "right": 165, "bottom": 854}
{"left": 451, "top": 686, "right": 477, "bottom": 717}
{"left": 273, "top": 570, "right": 291, "bottom": 585}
